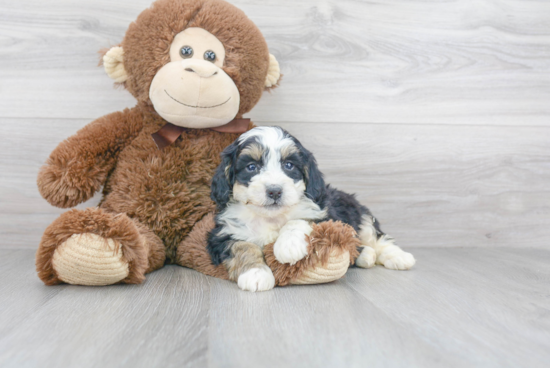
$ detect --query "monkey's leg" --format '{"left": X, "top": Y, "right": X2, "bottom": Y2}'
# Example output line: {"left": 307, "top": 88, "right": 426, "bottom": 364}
{"left": 36, "top": 208, "right": 165, "bottom": 286}
{"left": 264, "top": 220, "right": 361, "bottom": 286}
{"left": 175, "top": 213, "right": 230, "bottom": 280}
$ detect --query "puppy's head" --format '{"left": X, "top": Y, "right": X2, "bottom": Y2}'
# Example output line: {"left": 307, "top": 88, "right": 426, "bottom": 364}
{"left": 211, "top": 127, "right": 326, "bottom": 215}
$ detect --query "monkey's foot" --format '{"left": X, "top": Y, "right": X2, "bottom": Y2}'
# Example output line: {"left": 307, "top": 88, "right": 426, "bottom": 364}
{"left": 290, "top": 248, "right": 351, "bottom": 285}
{"left": 52, "top": 233, "right": 129, "bottom": 286}
{"left": 37, "top": 208, "right": 149, "bottom": 286}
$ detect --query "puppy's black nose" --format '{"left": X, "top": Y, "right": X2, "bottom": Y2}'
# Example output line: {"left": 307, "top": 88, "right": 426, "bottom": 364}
{"left": 266, "top": 185, "right": 283, "bottom": 201}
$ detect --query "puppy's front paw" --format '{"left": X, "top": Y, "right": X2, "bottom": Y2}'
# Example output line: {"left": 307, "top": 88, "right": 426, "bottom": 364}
{"left": 273, "top": 220, "right": 312, "bottom": 265}
{"left": 382, "top": 250, "right": 416, "bottom": 270}
{"left": 355, "top": 246, "right": 376, "bottom": 268}
{"left": 237, "top": 266, "right": 275, "bottom": 292}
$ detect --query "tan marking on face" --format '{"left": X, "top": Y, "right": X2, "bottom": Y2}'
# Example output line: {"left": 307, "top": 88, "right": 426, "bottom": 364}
{"left": 223, "top": 241, "right": 266, "bottom": 281}
{"left": 280, "top": 142, "right": 298, "bottom": 160}
{"left": 240, "top": 143, "right": 264, "bottom": 162}
{"left": 232, "top": 182, "right": 248, "bottom": 204}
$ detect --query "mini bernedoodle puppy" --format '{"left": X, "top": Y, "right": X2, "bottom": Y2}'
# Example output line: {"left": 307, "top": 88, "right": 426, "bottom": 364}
{"left": 208, "top": 127, "right": 415, "bottom": 292}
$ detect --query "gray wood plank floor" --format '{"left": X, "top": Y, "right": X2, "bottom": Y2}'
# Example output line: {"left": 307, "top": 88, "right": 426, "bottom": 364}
{"left": 0, "top": 248, "right": 548, "bottom": 368}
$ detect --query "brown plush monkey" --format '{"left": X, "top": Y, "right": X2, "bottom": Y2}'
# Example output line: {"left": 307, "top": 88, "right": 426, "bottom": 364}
{"left": 36, "top": 0, "right": 359, "bottom": 288}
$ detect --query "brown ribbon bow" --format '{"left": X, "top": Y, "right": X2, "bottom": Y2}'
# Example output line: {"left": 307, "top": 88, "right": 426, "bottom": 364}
{"left": 151, "top": 118, "right": 251, "bottom": 150}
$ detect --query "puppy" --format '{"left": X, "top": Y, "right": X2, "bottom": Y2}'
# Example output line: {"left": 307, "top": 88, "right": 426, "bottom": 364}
{"left": 207, "top": 127, "right": 415, "bottom": 291}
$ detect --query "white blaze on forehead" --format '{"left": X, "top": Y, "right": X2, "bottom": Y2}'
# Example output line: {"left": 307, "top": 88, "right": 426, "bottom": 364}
{"left": 239, "top": 127, "right": 293, "bottom": 151}
{"left": 239, "top": 127, "right": 295, "bottom": 171}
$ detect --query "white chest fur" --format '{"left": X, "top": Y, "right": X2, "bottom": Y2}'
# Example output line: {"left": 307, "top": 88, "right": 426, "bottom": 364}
{"left": 217, "top": 198, "right": 326, "bottom": 248}
{"left": 238, "top": 215, "right": 287, "bottom": 246}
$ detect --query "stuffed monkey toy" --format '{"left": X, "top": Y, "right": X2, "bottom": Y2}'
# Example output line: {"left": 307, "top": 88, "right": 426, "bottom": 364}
{"left": 36, "top": 0, "right": 360, "bottom": 288}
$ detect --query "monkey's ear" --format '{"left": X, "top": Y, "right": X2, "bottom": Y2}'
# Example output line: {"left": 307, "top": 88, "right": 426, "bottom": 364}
{"left": 265, "top": 54, "right": 281, "bottom": 89}
{"left": 103, "top": 46, "right": 128, "bottom": 83}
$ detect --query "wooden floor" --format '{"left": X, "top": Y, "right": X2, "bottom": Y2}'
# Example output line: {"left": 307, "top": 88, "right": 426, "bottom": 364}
{"left": 0, "top": 247, "right": 548, "bottom": 368}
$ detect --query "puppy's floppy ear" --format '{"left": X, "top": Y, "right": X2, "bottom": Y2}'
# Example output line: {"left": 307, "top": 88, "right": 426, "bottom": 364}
{"left": 302, "top": 147, "right": 327, "bottom": 206}
{"left": 211, "top": 141, "right": 239, "bottom": 210}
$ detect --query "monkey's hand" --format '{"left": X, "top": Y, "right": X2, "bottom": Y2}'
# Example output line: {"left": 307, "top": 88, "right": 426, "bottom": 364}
{"left": 37, "top": 109, "right": 144, "bottom": 208}
{"left": 37, "top": 155, "right": 109, "bottom": 208}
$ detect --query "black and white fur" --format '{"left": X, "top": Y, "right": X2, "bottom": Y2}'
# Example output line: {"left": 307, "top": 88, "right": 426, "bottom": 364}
{"left": 208, "top": 126, "right": 415, "bottom": 292}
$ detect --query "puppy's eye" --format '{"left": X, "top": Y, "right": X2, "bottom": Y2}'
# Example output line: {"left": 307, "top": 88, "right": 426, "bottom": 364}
{"left": 204, "top": 50, "right": 216, "bottom": 62}
{"left": 246, "top": 164, "right": 258, "bottom": 172}
{"left": 180, "top": 46, "right": 194, "bottom": 58}
{"left": 284, "top": 162, "right": 294, "bottom": 170}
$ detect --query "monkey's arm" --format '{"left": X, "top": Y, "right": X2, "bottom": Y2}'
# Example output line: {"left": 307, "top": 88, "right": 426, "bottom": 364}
{"left": 37, "top": 108, "right": 144, "bottom": 208}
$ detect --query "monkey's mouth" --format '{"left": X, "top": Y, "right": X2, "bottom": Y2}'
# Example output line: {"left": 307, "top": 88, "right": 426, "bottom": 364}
{"left": 164, "top": 90, "right": 231, "bottom": 109}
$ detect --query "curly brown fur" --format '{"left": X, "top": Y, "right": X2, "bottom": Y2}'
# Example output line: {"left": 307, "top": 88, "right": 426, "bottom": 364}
{"left": 176, "top": 213, "right": 229, "bottom": 279}
{"left": 36, "top": 208, "right": 149, "bottom": 285}
{"left": 264, "top": 220, "right": 361, "bottom": 286}
{"left": 37, "top": 108, "right": 145, "bottom": 208}
{"left": 131, "top": 218, "right": 166, "bottom": 273}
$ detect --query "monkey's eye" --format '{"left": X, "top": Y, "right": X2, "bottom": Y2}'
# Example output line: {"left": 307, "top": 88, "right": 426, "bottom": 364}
{"left": 246, "top": 163, "right": 258, "bottom": 172}
{"left": 180, "top": 46, "right": 194, "bottom": 58}
{"left": 284, "top": 162, "right": 294, "bottom": 170}
{"left": 204, "top": 50, "right": 216, "bottom": 62}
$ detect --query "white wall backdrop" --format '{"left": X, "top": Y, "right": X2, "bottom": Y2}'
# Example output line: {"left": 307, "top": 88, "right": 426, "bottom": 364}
{"left": 1, "top": 0, "right": 549, "bottom": 249}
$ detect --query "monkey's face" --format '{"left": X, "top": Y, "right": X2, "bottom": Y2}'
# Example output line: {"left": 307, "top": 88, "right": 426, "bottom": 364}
{"left": 103, "top": 0, "right": 281, "bottom": 126}
{"left": 149, "top": 28, "right": 240, "bottom": 128}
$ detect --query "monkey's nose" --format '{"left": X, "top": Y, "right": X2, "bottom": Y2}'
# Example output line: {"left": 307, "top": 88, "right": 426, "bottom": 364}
{"left": 184, "top": 67, "right": 218, "bottom": 74}
{"left": 181, "top": 60, "right": 219, "bottom": 78}
{"left": 266, "top": 185, "right": 283, "bottom": 201}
